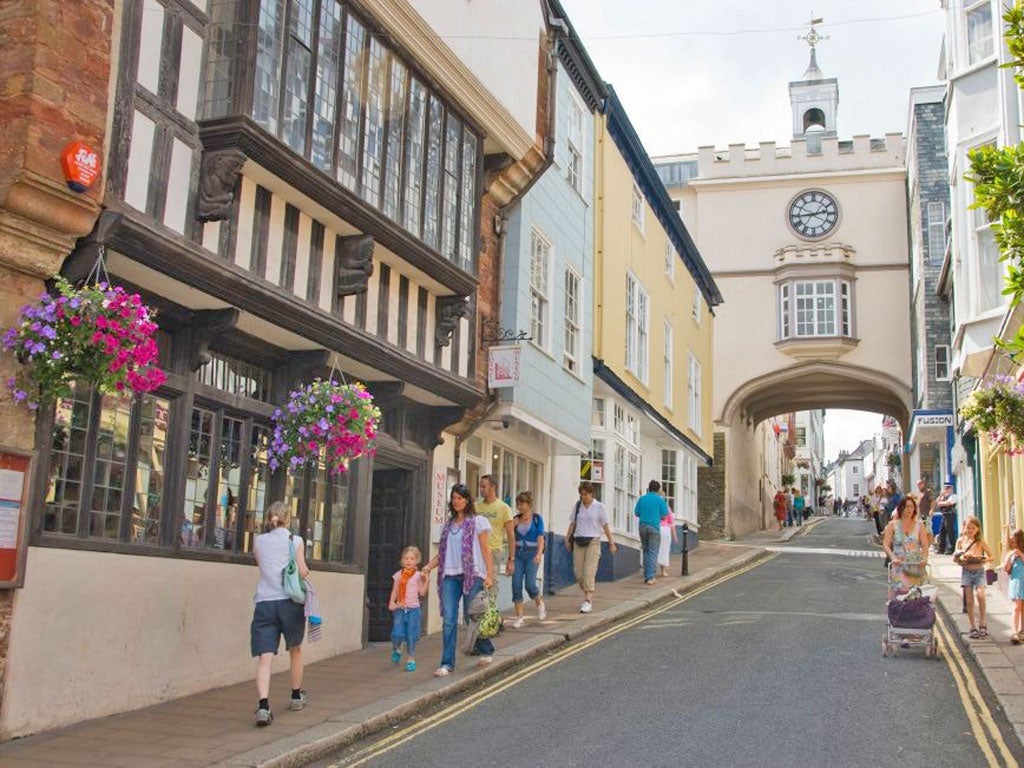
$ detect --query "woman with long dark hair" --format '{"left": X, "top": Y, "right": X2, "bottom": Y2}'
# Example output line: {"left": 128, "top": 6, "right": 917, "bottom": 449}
{"left": 422, "top": 484, "right": 495, "bottom": 676}
{"left": 882, "top": 495, "right": 928, "bottom": 593}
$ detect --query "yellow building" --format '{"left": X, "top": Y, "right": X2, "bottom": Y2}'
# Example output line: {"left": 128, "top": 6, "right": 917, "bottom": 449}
{"left": 587, "top": 87, "right": 721, "bottom": 568}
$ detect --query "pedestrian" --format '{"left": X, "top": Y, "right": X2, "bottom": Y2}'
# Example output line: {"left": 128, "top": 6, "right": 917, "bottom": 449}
{"left": 885, "top": 482, "right": 902, "bottom": 522}
{"left": 882, "top": 496, "right": 928, "bottom": 594}
{"left": 509, "top": 491, "right": 546, "bottom": 629}
{"left": 785, "top": 486, "right": 795, "bottom": 527}
{"left": 953, "top": 515, "right": 993, "bottom": 639}
{"left": 1002, "top": 528, "right": 1024, "bottom": 644}
{"left": 793, "top": 488, "right": 806, "bottom": 526}
{"left": 634, "top": 480, "right": 669, "bottom": 584}
{"left": 565, "top": 481, "right": 618, "bottom": 613}
{"left": 935, "top": 482, "right": 959, "bottom": 555}
{"left": 250, "top": 501, "right": 309, "bottom": 727}
{"left": 422, "top": 484, "right": 495, "bottom": 676}
{"left": 773, "top": 488, "right": 787, "bottom": 531}
{"left": 915, "top": 478, "right": 935, "bottom": 552}
{"left": 657, "top": 504, "right": 678, "bottom": 577}
{"left": 388, "top": 545, "right": 428, "bottom": 672}
{"left": 476, "top": 474, "right": 515, "bottom": 588}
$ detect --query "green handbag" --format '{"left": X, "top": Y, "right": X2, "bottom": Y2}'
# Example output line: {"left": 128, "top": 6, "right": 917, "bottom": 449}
{"left": 476, "top": 590, "right": 503, "bottom": 640}
{"left": 282, "top": 533, "right": 307, "bottom": 605}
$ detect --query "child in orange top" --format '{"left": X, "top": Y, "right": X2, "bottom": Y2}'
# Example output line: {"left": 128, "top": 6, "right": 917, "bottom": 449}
{"left": 389, "top": 546, "right": 429, "bottom": 671}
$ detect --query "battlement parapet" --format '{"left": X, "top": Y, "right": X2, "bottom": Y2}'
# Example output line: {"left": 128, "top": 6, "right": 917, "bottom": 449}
{"left": 694, "top": 133, "right": 905, "bottom": 180}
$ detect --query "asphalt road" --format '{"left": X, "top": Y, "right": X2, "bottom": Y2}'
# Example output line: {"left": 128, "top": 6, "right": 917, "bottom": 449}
{"left": 315, "top": 518, "right": 1020, "bottom": 768}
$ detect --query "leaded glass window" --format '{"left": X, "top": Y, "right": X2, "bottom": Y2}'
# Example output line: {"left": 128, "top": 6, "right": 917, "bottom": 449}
{"left": 337, "top": 13, "right": 365, "bottom": 191}
{"left": 440, "top": 114, "right": 461, "bottom": 261}
{"left": 404, "top": 78, "right": 427, "bottom": 235}
{"left": 361, "top": 38, "right": 387, "bottom": 207}
{"left": 310, "top": 1, "right": 342, "bottom": 171}
{"left": 422, "top": 95, "right": 444, "bottom": 249}
{"left": 383, "top": 60, "right": 408, "bottom": 221}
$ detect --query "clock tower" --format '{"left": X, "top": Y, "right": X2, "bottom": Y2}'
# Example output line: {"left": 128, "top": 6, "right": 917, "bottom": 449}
{"left": 789, "top": 18, "right": 839, "bottom": 140}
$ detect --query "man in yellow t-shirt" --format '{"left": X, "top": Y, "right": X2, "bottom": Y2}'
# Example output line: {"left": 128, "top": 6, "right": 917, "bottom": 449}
{"left": 477, "top": 474, "right": 515, "bottom": 577}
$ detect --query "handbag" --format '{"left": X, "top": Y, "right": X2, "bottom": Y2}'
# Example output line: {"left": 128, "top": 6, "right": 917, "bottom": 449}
{"left": 568, "top": 501, "right": 595, "bottom": 548}
{"left": 888, "top": 596, "right": 935, "bottom": 629}
{"left": 476, "top": 589, "right": 503, "bottom": 640}
{"left": 986, "top": 568, "right": 998, "bottom": 586}
{"left": 282, "top": 533, "right": 307, "bottom": 605}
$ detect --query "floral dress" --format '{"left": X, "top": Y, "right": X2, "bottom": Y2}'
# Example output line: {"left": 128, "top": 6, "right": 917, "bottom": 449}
{"left": 891, "top": 521, "right": 926, "bottom": 592}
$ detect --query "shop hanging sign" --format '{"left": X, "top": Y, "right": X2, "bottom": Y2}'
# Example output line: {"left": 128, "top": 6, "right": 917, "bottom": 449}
{"left": 913, "top": 413, "right": 954, "bottom": 429}
{"left": 60, "top": 141, "right": 101, "bottom": 193}
{"left": 488, "top": 345, "right": 521, "bottom": 389}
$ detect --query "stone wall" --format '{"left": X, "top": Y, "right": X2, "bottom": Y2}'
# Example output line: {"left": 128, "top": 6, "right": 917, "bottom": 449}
{"left": 698, "top": 431, "right": 726, "bottom": 539}
{"left": 0, "top": 0, "right": 113, "bottom": 724}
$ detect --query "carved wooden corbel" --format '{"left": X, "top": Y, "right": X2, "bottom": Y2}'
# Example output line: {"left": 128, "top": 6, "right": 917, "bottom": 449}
{"left": 335, "top": 235, "right": 375, "bottom": 298}
{"left": 279, "top": 350, "right": 332, "bottom": 389}
{"left": 435, "top": 296, "right": 470, "bottom": 348}
{"left": 189, "top": 308, "right": 240, "bottom": 371}
{"left": 196, "top": 148, "right": 246, "bottom": 222}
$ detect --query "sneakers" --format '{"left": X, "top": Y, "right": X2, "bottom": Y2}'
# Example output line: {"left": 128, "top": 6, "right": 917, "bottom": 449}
{"left": 391, "top": 649, "right": 402, "bottom": 665}
{"left": 288, "top": 691, "right": 308, "bottom": 711}
{"left": 476, "top": 655, "right": 493, "bottom": 667}
{"left": 580, "top": 600, "right": 593, "bottom": 614}
{"left": 405, "top": 660, "right": 417, "bottom": 672}
{"left": 255, "top": 708, "right": 273, "bottom": 726}
{"left": 536, "top": 601, "right": 547, "bottom": 621}
{"left": 510, "top": 616, "right": 525, "bottom": 629}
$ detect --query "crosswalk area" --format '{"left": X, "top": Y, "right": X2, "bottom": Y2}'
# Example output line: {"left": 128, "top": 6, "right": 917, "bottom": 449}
{"left": 766, "top": 545, "right": 885, "bottom": 558}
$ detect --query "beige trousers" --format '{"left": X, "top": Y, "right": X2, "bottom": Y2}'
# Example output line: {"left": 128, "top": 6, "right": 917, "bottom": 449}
{"left": 572, "top": 539, "right": 602, "bottom": 593}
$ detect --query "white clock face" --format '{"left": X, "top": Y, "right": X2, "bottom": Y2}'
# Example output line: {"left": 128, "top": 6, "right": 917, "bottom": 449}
{"left": 788, "top": 190, "right": 839, "bottom": 239}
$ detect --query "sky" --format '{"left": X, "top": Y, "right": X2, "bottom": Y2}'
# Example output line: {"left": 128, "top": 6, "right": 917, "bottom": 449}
{"left": 553, "top": 2, "right": 942, "bottom": 460}
{"left": 558, "top": 0, "right": 946, "bottom": 154}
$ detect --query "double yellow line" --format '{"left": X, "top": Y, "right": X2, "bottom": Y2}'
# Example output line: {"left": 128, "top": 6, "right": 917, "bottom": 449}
{"left": 934, "top": 613, "right": 1019, "bottom": 768}
{"left": 328, "top": 553, "right": 777, "bottom": 768}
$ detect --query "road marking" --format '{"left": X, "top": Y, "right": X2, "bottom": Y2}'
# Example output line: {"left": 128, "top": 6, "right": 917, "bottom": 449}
{"left": 765, "top": 545, "right": 885, "bottom": 558}
{"left": 324, "top": 553, "right": 779, "bottom": 767}
{"left": 934, "top": 611, "right": 1018, "bottom": 768}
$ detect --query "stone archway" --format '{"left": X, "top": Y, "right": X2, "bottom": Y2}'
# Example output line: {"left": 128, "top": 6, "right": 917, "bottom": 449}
{"left": 699, "top": 361, "right": 912, "bottom": 540}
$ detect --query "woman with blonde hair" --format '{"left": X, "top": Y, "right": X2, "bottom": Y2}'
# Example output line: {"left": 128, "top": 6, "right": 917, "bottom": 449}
{"left": 954, "top": 515, "right": 993, "bottom": 639}
{"left": 251, "top": 500, "right": 310, "bottom": 726}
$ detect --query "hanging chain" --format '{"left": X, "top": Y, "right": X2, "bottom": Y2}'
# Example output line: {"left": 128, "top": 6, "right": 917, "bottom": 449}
{"left": 85, "top": 244, "right": 111, "bottom": 287}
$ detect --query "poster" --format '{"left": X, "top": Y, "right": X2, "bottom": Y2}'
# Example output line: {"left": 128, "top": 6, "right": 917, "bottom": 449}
{"left": 0, "top": 451, "right": 31, "bottom": 588}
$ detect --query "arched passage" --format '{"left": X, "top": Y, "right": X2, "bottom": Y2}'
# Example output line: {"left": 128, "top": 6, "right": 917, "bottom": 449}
{"left": 720, "top": 360, "right": 912, "bottom": 432}
{"left": 700, "top": 361, "right": 912, "bottom": 541}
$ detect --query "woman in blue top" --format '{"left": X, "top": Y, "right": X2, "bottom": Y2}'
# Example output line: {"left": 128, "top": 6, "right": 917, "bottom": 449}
{"left": 509, "top": 491, "right": 546, "bottom": 628}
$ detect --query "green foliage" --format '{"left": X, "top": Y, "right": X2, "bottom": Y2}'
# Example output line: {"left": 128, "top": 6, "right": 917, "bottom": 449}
{"left": 958, "top": 375, "right": 1024, "bottom": 451}
{"left": 780, "top": 472, "right": 796, "bottom": 487}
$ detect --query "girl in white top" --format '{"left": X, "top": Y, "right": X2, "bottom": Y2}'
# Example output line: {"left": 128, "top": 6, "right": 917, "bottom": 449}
{"left": 251, "top": 501, "right": 309, "bottom": 726}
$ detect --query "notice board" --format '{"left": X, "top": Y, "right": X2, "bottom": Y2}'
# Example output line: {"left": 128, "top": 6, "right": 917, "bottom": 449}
{"left": 0, "top": 449, "right": 32, "bottom": 588}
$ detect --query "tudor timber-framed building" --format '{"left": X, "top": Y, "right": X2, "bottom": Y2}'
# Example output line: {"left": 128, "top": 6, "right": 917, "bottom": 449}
{"left": 0, "top": 0, "right": 550, "bottom": 738}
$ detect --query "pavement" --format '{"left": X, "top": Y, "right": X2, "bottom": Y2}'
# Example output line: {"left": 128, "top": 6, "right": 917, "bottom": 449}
{"left": 0, "top": 518, "right": 846, "bottom": 768}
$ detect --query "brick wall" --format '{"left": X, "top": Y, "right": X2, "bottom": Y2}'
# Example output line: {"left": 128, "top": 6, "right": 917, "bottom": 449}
{"left": 0, "top": 0, "right": 113, "bottom": 724}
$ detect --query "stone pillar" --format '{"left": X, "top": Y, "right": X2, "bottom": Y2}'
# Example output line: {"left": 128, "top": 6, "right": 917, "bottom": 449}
{"left": 0, "top": 0, "right": 113, "bottom": 721}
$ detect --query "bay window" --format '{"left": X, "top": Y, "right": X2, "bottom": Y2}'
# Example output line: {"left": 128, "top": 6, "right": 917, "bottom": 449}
{"left": 777, "top": 278, "right": 855, "bottom": 339}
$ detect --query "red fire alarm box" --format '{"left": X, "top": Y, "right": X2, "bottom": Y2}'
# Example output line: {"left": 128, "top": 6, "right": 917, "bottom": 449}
{"left": 0, "top": 449, "right": 33, "bottom": 588}
{"left": 60, "top": 140, "right": 101, "bottom": 193}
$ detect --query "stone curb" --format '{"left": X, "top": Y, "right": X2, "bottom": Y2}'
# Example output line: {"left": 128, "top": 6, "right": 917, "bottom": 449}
{"left": 210, "top": 547, "right": 770, "bottom": 768}
{"left": 929, "top": 563, "right": 1024, "bottom": 749}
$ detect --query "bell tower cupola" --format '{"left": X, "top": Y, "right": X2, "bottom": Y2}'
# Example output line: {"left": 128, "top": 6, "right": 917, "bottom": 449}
{"left": 789, "top": 17, "right": 839, "bottom": 139}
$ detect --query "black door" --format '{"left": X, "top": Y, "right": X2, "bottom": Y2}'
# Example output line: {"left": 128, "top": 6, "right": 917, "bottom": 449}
{"left": 368, "top": 468, "right": 410, "bottom": 641}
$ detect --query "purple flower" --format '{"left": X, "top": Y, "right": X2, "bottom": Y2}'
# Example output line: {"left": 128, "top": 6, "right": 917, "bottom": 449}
{"left": 12, "top": 390, "right": 27, "bottom": 402}
{"left": 51, "top": 350, "right": 63, "bottom": 360}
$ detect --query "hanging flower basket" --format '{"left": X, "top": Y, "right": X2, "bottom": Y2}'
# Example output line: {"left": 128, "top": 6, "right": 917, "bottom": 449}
{"left": 959, "top": 375, "right": 1024, "bottom": 453}
{"left": 269, "top": 379, "right": 381, "bottom": 474}
{"left": 2, "top": 277, "right": 165, "bottom": 409}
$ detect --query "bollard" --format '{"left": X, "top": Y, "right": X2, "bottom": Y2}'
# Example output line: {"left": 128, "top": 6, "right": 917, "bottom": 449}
{"left": 680, "top": 522, "right": 689, "bottom": 576}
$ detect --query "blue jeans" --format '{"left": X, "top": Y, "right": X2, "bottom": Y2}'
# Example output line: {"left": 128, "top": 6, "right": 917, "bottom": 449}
{"left": 512, "top": 548, "right": 540, "bottom": 603}
{"left": 440, "top": 575, "right": 493, "bottom": 669}
{"left": 391, "top": 607, "right": 422, "bottom": 656}
{"left": 639, "top": 524, "right": 660, "bottom": 581}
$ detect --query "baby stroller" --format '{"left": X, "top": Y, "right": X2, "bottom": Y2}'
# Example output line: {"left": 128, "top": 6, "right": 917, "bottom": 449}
{"left": 882, "top": 563, "right": 940, "bottom": 658}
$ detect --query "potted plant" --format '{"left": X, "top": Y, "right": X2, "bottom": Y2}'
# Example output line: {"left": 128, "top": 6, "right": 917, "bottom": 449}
{"left": 780, "top": 472, "right": 796, "bottom": 487}
{"left": 2, "top": 277, "right": 165, "bottom": 408}
{"left": 959, "top": 375, "right": 1024, "bottom": 451}
{"left": 269, "top": 379, "right": 382, "bottom": 474}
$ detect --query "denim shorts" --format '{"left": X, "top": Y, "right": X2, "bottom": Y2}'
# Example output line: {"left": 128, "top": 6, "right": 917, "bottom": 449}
{"left": 251, "top": 598, "right": 305, "bottom": 656}
{"left": 961, "top": 568, "right": 986, "bottom": 589}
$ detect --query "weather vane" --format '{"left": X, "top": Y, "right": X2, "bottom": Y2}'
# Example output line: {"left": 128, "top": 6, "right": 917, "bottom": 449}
{"left": 798, "top": 15, "right": 829, "bottom": 51}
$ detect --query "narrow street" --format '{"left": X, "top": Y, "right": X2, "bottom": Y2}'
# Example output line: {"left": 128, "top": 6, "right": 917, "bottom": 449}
{"left": 313, "top": 518, "right": 1022, "bottom": 768}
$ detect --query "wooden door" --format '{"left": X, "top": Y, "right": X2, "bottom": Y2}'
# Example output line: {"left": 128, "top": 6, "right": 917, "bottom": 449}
{"left": 367, "top": 469, "right": 409, "bottom": 641}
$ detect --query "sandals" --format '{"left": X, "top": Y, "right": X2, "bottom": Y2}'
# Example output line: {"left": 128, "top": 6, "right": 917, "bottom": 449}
{"left": 979, "top": 626, "right": 989, "bottom": 638}
{"left": 433, "top": 666, "right": 451, "bottom": 677}
{"left": 1012, "top": 633, "right": 1021, "bottom": 645}
{"left": 969, "top": 628, "right": 980, "bottom": 639}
